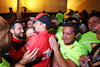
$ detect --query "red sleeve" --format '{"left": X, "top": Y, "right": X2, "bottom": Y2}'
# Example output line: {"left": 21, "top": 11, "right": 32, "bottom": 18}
{"left": 24, "top": 35, "right": 38, "bottom": 52}
{"left": 22, "top": 35, "right": 43, "bottom": 59}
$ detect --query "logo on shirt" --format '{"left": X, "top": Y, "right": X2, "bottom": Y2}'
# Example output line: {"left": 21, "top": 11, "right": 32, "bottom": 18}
{"left": 70, "top": 45, "right": 75, "bottom": 49}
{"left": 91, "top": 43, "right": 98, "bottom": 49}
{"left": 27, "top": 41, "right": 30, "bottom": 45}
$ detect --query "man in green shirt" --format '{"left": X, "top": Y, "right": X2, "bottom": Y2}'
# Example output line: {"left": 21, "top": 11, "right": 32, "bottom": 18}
{"left": 79, "top": 12, "right": 100, "bottom": 67}
{"left": 79, "top": 12, "right": 100, "bottom": 52}
{"left": 49, "top": 23, "right": 87, "bottom": 67}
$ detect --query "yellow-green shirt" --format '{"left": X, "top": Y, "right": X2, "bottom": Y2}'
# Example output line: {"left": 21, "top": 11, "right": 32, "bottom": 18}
{"left": 60, "top": 41, "right": 88, "bottom": 67}
{"left": 0, "top": 57, "right": 10, "bottom": 67}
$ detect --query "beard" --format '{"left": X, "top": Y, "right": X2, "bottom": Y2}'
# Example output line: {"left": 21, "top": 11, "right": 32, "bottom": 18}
{"left": 14, "top": 32, "right": 23, "bottom": 39}
{"left": 16, "top": 35, "right": 23, "bottom": 39}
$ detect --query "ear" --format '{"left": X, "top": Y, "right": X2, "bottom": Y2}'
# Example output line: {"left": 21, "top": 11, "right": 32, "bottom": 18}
{"left": 10, "top": 29, "right": 14, "bottom": 34}
{"left": 42, "top": 23, "right": 46, "bottom": 28}
{"left": 75, "top": 33, "right": 79, "bottom": 38}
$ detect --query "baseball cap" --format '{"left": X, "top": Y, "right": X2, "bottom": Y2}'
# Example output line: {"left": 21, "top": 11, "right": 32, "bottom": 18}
{"left": 30, "top": 13, "right": 51, "bottom": 27}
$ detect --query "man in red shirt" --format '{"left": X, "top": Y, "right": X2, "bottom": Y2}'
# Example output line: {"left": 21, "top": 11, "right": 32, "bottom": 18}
{"left": 0, "top": 16, "right": 39, "bottom": 67}
{"left": 23, "top": 13, "right": 55, "bottom": 67}
{"left": 9, "top": 21, "right": 25, "bottom": 62}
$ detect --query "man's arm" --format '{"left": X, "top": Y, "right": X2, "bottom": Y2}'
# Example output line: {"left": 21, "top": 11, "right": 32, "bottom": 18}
{"left": 14, "top": 48, "right": 39, "bottom": 67}
{"left": 49, "top": 36, "right": 77, "bottom": 67}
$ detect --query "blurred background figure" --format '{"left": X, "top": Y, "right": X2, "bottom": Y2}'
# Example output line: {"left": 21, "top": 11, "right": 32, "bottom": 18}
{"left": 6, "top": 7, "right": 16, "bottom": 24}
{"left": 79, "top": 10, "right": 89, "bottom": 30}
{"left": 49, "top": 18, "right": 59, "bottom": 34}
{"left": 56, "top": 10, "right": 65, "bottom": 25}
{"left": 26, "top": 20, "right": 34, "bottom": 31}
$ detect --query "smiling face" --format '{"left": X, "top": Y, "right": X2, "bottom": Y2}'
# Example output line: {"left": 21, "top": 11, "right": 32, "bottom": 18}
{"left": 11, "top": 23, "right": 24, "bottom": 39}
{"left": 33, "top": 21, "right": 46, "bottom": 32}
{"left": 88, "top": 16, "right": 100, "bottom": 32}
{"left": 33, "top": 21, "right": 42, "bottom": 32}
{"left": 62, "top": 26, "right": 76, "bottom": 44}
{"left": 27, "top": 20, "right": 34, "bottom": 28}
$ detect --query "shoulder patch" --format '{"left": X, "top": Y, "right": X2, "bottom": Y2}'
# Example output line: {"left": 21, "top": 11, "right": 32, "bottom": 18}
{"left": 27, "top": 41, "right": 30, "bottom": 45}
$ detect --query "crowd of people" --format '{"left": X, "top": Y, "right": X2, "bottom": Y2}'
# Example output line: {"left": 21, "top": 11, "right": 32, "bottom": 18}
{"left": 0, "top": 9, "right": 100, "bottom": 67}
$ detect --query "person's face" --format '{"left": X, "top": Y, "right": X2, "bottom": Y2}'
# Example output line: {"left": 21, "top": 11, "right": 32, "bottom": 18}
{"left": 27, "top": 20, "right": 34, "bottom": 28}
{"left": 33, "top": 21, "right": 43, "bottom": 32}
{"left": 13, "top": 23, "right": 24, "bottom": 39}
{"left": 88, "top": 16, "right": 100, "bottom": 32}
{"left": 62, "top": 26, "right": 75, "bottom": 44}
{"left": 51, "top": 19, "right": 58, "bottom": 26}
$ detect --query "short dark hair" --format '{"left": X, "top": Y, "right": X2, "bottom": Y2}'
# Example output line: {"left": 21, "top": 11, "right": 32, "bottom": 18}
{"left": 21, "top": 20, "right": 27, "bottom": 25}
{"left": 9, "top": 21, "right": 21, "bottom": 29}
{"left": 63, "top": 23, "right": 79, "bottom": 35}
{"left": 65, "top": 17, "right": 79, "bottom": 24}
{"left": 88, "top": 11, "right": 100, "bottom": 19}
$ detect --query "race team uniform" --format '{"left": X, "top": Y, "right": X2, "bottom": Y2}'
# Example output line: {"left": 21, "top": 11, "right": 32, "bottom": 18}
{"left": 9, "top": 37, "right": 25, "bottom": 62}
{"left": 23, "top": 30, "right": 55, "bottom": 67}
{"left": 60, "top": 41, "right": 88, "bottom": 67}
{"left": 79, "top": 31, "right": 100, "bottom": 52}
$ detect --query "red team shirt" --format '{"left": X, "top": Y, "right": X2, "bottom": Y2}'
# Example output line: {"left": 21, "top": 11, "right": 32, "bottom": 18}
{"left": 9, "top": 31, "right": 55, "bottom": 67}
{"left": 23, "top": 30, "right": 55, "bottom": 67}
{"left": 9, "top": 37, "right": 25, "bottom": 62}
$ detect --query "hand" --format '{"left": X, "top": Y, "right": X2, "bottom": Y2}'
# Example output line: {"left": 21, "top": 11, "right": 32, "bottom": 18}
{"left": 26, "top": 28, "right": 35, "bottom": 38}
{"left": 93, "top": 23, "right": 100, "bottom": 40}
{"left": 78, "top": 55, "right": 91, "bottom": 67}
{"left": 49, "top": 36, "right": 59, "bottom": 51}
{"left": 93, "top": 23, "right": 100, "bottom": 33}
{"left": 18, "top": 48, "right": 39, "bottom": 65}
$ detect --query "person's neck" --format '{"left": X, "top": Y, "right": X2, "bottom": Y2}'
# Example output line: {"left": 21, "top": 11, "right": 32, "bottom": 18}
{"left": 65, "top": 40, "right": 75, "bottom": 45}
{"left": 38, "top": 29, "right": 47, "bottom": 33}
{"left": 13, "top": 35, "right": 21, "bottom": 41}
